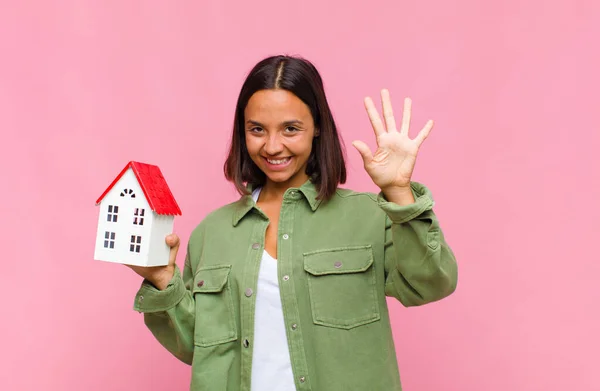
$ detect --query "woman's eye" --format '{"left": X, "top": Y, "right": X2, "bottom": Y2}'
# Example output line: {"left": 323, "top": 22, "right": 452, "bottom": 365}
{"left": 285, "top": 126, "right": 298, "bottom": 133}
{"left": 249, "top": 127, "right": 263, "bottom": 133}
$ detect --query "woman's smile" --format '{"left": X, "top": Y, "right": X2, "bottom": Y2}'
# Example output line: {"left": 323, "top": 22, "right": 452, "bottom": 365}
{"left": 263, "top": 156, "right": 293, "bottom": 170}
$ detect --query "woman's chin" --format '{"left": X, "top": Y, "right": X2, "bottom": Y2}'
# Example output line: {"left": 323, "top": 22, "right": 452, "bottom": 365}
{"left": 265, "top": 172, "right": 293, "bottom": 183}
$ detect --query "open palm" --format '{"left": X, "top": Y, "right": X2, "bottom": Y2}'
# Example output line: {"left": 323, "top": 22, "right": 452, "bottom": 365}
{"left": 352, "top": 89, "right": 433, "bottom": 191}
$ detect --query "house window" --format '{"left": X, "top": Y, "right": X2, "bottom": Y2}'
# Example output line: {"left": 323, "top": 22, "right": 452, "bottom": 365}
{"left": 130, "top": 235, "right": 142, "bottom": 253}
{"left": 133, "top": 208, "right": 145, "bottom": 225}
{"left": 104, "top": 232, "right": 116, "bottom": 249}
{"left": 120, "top": 188, "right": 136, "bottom": 198}
{"left": 107, "top": 205, "right": 118, "bottom": 222}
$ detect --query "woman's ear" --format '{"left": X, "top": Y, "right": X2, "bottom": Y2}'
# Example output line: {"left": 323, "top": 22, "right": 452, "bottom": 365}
{"left": 314, "top": 128, "right": 320, "bottom": 137}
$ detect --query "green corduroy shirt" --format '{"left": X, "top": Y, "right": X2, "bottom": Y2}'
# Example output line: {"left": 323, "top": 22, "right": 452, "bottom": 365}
{"left": 133, "top": 180, "right": 458, "bottom": 390}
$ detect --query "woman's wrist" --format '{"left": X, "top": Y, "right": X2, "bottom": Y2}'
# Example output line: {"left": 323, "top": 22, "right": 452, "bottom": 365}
{"left": 382, "top": 185, "right": 415, "bottom": 206}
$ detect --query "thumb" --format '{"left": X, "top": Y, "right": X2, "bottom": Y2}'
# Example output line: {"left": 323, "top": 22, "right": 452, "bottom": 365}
{"left": 352, "top": 140, "right": 373, "bottom": 165}
{"left": 166, "top": 233, "right": 180, "bottom": 248}
{"left": 166, "top": 234, "right": 180, "bottom": 266}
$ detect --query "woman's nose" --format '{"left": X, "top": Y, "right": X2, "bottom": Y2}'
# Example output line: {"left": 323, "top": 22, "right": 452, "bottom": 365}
{"left": 264, "top": 134, "right": 284, "bottom": 155}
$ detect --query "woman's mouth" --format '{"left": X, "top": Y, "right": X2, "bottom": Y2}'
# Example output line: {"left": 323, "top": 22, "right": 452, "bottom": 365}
{"left": 263, "top": 156, "right": 292, "bottom": 170}
{"left": 266, "top": 157, "right": 291, "bottom": 165}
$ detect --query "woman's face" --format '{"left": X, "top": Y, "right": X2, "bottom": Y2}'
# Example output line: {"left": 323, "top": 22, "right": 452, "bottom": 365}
{"left": 244, "top": 89, "right": 317, "bottom": 189}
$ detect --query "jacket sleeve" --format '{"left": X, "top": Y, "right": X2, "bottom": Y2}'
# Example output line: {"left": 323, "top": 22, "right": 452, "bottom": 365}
{"left": 380, "top": 181, "right": 458, "bottom": 306}
{"left": 132, "top": 242, "right": 197, "bottom": 365}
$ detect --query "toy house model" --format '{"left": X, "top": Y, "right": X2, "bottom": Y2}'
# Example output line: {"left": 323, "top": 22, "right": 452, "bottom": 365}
{"left": 94, "top": 161, "right": 182, "bottom": 267}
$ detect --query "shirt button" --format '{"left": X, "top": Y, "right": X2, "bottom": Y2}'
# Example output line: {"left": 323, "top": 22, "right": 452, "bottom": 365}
{"left": 282, "top": 234, "right": 289, "bottom": 240}
{"left": 138, "top": 295, "right": 144, "bottom": 302}
{"left": 291, "top": 323, "right": 297, "bottom": 330}
{"left": 252, "top": 243, "right": 260, "bottom": 250}
{"left": 283, "top": 275, "right": 289, "bottom": 281}
{"left": 243, "top": 339, "right": 250, "bottom": 348}
{"left": 334, "top": 261, "right": 342, "bottom": 268}
{"left": 299, "top": 376, "right": 306, "bottom": 383}
{"left": 245, "top": 288, "right": 253, "bottom": 297}
{"left": 197, "top": 280, "right": 204, "bottom": 287}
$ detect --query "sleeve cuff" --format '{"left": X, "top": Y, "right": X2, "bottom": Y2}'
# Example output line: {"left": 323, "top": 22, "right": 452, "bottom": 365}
{"left": 133, "top": 265, "right": 187, "bottom": 313}
{"left": 377, "top": 181, "right": 435, "bottom": 223}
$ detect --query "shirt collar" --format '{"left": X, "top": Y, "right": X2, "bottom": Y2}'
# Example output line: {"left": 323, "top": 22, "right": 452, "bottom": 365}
{"left": 232, "top": 179, "right": 322, "bottom": 226}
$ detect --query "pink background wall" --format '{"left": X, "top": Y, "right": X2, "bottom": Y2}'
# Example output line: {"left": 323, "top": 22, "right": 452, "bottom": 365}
{"left": 1, "top": 1, "right": 598, "bottom": 390}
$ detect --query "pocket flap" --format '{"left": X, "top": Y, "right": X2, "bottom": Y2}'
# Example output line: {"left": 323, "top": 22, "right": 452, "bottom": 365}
{"left": 193, "top": 265, "right": 231, "bottom": 293}
{"left": 303, "top": 246, "right": 373, "bottom": 276}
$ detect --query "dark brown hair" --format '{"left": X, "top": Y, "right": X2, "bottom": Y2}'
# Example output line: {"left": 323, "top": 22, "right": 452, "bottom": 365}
{"left": 224, "top": 55, "right": 346, "bottom": 201}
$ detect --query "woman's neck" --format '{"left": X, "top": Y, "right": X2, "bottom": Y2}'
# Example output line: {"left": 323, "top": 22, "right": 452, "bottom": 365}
{"left": 260, "top": 176, "right": 308, "bottom": 201}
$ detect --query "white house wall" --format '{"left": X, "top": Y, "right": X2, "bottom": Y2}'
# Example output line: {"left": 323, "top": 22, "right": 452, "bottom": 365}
{"left": 148, "top": 213, "right": 175, "bottom": 267}
{"left": 94, "top": 168, "right": 155, "bottom": 266}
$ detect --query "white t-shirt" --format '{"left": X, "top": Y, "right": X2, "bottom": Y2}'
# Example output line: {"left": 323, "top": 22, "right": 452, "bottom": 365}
{"left": 251, "top": 188, "right": 296, "bottom": 391}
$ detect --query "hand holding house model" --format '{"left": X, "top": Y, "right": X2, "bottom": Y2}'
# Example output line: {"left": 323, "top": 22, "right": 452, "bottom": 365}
{"left": 94, "top": 161, "right": 182, "bottom": 267}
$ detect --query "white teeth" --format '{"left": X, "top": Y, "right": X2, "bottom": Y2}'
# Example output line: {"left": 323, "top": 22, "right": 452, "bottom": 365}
{"left": 267, "top": 158, "right": 290, "bottom": 165}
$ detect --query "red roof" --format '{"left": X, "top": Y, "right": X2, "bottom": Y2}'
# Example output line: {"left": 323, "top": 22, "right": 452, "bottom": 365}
{"left": 96, "top": 161, "right": 182, "bottom": 215}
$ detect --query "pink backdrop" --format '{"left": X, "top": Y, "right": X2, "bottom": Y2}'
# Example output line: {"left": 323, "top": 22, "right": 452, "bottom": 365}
{"left": 1, "top": 1, "right": 599, "bottom": 390}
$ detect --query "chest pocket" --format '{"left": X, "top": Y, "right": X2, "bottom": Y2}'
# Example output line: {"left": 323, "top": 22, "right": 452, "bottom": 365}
{"left": 193, "top": 265, "right": 237, "bottom": 347}
{"left": 303, "top": 245, "right": 380, "bottom": 330}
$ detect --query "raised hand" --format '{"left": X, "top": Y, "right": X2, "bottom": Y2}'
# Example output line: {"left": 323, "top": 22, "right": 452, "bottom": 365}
{"left": 352, "top": 89, "right": 433, "bottom": 196}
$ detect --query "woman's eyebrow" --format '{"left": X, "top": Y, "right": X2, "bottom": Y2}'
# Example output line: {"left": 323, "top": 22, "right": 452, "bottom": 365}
{"left": 246, "top": 119, "right": 304, "bottom": 126}
{"left": 246, "top": 120, "right": 264, "bottom": 126}
{"left": 282, "top": 120, "right": 303, "bottom": 126}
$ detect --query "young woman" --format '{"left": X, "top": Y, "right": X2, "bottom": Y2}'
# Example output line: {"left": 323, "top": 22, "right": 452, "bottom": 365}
{"left": 129, "top": 55, "right": 458, "bottom": 391}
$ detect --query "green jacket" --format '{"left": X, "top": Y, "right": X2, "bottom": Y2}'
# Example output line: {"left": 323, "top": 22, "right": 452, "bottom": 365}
{"left": 133, "top": 180, "right": 458, "bottom": 390}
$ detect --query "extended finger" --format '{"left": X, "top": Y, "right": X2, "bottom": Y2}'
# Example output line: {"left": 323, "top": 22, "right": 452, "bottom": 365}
{"left": 401, "top": 97, "right": 412, "bottom": 135}
{"left": 415, "top": 120, "right": 434, "bottom": 146}
{"left": 381, "top": 89, "right": 397, "bottom": 132}
{"left": 364, "top": 97, "right": 386, "bottom": 138}
{"left": 352, "top": 140, "right": 374, "bottom": 165}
